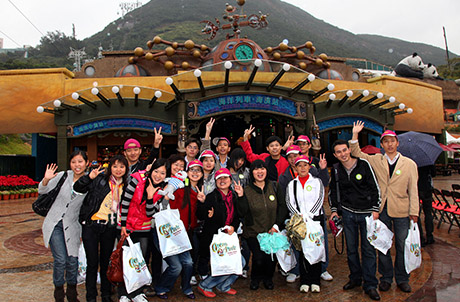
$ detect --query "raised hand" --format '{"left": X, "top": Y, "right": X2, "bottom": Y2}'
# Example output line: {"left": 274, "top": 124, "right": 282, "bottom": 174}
{"left": 89, "top": 166, "right": 104, "bottom": 179}
{"left": 352, "top": 120, "right": 364, "bottom": 140}
{"left": 205, "top": 118, "right": 215, "bottom": 140}
{"left": 153, "top": 127, "right": 163, "bottom": 148}
{"left": 208, "top": 207, "right": 214, "bottom": 218}
{"left": 243, "top": 125, "right": 255, "bottom": 141}
{"left": 319, "top": 153, "right": 327, "bottom": 170}
{"left": 44, "top": 163, "right": 58, "bottom": 180}
{"left": 233, "top": 180, "right": 244, "bottom": 197}
{"left": 146, "top": 178, "right": 159, "bottom": 199}
{"left": 283, "top": 135, "right": 295, "bottom": 151}
{"left": 196, "top": 186, "right": 206, "bottom": 203}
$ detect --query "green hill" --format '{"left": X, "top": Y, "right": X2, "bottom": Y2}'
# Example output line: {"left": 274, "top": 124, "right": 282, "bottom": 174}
{"left": 83, "top": 0, "right": 456, "bottom": 67}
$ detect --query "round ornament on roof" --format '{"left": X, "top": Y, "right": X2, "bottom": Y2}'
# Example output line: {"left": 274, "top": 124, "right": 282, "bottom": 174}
{"left": 115, "top": 64, "right": 148, "bottom": 77}
{"left": 316, "top": 69, "right": 344, "bottom": 80}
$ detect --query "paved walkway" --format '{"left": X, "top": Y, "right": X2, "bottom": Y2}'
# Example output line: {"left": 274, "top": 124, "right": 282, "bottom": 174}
{"left": 1, "top": 175, "right": 460, "bottom": 302}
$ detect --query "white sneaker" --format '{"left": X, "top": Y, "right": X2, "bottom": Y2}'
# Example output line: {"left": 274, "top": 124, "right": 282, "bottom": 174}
{"left": 311, "top": 284, "right": 320, "bottom": 293}
{"left": 119, "top": 296, "right": 131, "bottom": 302}
{"left": 190, "top": 275, "right": 198, "bottom": 285}
{"left": 300, "top": 284, "right": 309, "bottom": 293}
{"left": 242, "top": 270, "right": 248, "bottom": 279}
{"left": 286, "top": 273, "right": 299, "bottom": 283}
{"left": 321, "top": 271, "right": 333, "bottom": 281}
{"left": 132, "top": 293, "right": 148, "bottom": 302}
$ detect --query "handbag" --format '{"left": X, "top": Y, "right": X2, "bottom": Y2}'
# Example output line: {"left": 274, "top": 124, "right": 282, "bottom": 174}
{"left": 301, "top": 216, "right": 326, "bottom": 265}
{"left": 123, "top": 236, "right": 152, "bottom": 293}
{"left": 404, "top": 220, "right": 422, "bottom": 274}
{"left": 275, "top": 230, "right": 297, "bottom": 272}
{"left": 365, "top": 216, "right": 394, "bottom": 255}
{"left": 285, "top": 181, "right": 307, "bottom": 251}
{"left": 107, "top": 234, "right": 127, "bottom": 284}
{"left": 77, "top": 242, "right": 87, "bottom": 284}
{"left": 210, "top": 228, "right": 243, "bottom": 277}
{"left": 32, "top": 171, "right": 68, "bottom": 217}
{"left": 154, "top": 208, "right": 192, "bottom": 258}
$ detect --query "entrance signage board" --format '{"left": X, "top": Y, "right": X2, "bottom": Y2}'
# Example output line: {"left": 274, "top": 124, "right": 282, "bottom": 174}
{"left": 70, "top": 118, "right": 173, "bottom": 136}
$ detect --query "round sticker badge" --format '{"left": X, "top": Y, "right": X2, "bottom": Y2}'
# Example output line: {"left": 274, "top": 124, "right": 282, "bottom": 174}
{"left": 395, "top": 169, "right": 401, "bottom": 175}
{"left": 306, "top": 185, "right": 312, "bottom": 191}
{"left": 239, "top": 174, "right": 244, "bottom": 179}
{"left": 269, "top": 195, "right": 275, "bottom": 201}
{"left": 356, "top": 174, "right": 362, "bottom": 180}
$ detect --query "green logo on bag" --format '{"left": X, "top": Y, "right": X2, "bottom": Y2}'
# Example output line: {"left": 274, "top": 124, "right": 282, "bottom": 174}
{"left": 212, "top": 242, "right": 238, "bottom": 257}
{"left": 129, "top": 258, "right": 141, "bottom": 273}
{"left": 308, "top": 231, "right": 323, "bottom": 246}
{"left": 159, "top": 223, "right": 182, "bottom": 238}
{"left": 410, "top": 243, "right": 421, "bottom": 257}
{"left": 356, "top": 174, "right": 362, "bottom": 180}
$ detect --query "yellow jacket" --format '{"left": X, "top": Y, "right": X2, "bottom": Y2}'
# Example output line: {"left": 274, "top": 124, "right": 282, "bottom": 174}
{"left": 349, "top": 141, "right": 419, "bottom": 218}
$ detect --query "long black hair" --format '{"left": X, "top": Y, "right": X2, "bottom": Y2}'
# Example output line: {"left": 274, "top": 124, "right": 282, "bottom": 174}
{"left": 227, "top": 148, "right": 247, "bottom": 172}
{"left": 182, "top": 165, "right": 204, "bottom": 209}
{"left": 142, "top": 158, "right": 169, "bottom": 202}
{"left": 105, "top": 155, "right": 129, "bottom": 186}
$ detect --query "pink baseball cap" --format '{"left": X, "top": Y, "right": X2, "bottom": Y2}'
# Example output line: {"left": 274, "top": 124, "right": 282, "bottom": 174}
{"left": 124, "top": 138, "right": 141, "bottom": 150}
{"left": 199, "top": 150, "right": 217, "bottom": 161}
{"left": 286, "top": 145, "right": 301, "bottom": 155}
{"left": 212, "top": 137, "right": 231, "bottom": 146}
{"left": 295, "top": 155, "right": 311, "bottom": 165}
{"left": 380, "top": 130, "right": 398, "bottom": 141}
{"left": 296, "top": 135, "right": 311, "bottom": 144}
{"left": 215, "top": 168, "right": 231, "bottom": 180}
{"left": 187, "top": 159, "right": 203, "bottom": 170}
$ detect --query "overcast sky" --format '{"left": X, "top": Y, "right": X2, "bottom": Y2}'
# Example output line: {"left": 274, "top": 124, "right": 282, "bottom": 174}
{"left": 1, "top": 0, "right": 459, "bottom": 60}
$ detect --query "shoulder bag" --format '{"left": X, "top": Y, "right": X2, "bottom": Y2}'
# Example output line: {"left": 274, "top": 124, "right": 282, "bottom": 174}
{"left": 32, "top": 171, "right": 68, "bottom": 217}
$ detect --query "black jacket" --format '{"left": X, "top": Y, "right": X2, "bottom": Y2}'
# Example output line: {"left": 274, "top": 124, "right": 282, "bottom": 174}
{"left": 196, "top": 188, "right": 239, "bottom": 257}
{"left": 329, "top": 158, "right": 380, "bottom": 214}
{"left": 74, "top": 174, "right": 111, "bottom": 224}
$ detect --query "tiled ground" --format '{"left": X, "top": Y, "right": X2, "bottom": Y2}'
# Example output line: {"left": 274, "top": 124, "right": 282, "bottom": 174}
{"left": 1, "top": 174, "right": 460, "bottom": 301}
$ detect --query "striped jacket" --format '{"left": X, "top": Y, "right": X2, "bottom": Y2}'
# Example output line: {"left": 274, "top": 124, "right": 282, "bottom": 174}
{"left": 286, "top": 174, "right": 324, "bottom": 219}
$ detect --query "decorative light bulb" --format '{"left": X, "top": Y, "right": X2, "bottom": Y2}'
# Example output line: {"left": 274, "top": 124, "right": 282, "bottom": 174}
{"left": 71, "top": 92, "right": 79, "bottom": 100}
{"left": 346, "top": 90, "right": 353, "bottom": 97}
{"left": 329, "top": 93, "right": 336, "bottom": 101}
{"left": 254, "top": 59, "right": 262, "bottom": 67}
{"left": 133, "top": 87, "right": 141, "bottom": 94}
{"left": 389, "top": 96, "right": 396, "bottom": 103}
{"left": 112, "top": 86, "right": 120, "bottom": 94}
{"left": 193, "top": 69, "right": 202, "bottom": 77}
{"left": 53, "top": 100, "right": 61, "bottom": 107}
{"left": 92, "top": 81, "right": 98, "bottom": 87}
{"left": 36, "top": 106, "right": 44, "bottom": 113}
{"left": 307, "top": 73, "right": 315, "bottom": 82}
{"left": 282, "top": 63, "right": 290, "bottom": 71}
{"left": 165, "top": 77, "right": 173, "bottom": 85}
{"left": 154, "top": 90, "right": 162, "bottom": 98}
{"left": 377, "top": 92, "right": 384, "bottom": 99}
{"left": 327, "top": 83, "right": 335, "bottom": 91}
{"left": 399, "top": 103, "right": 405, "bottom": 110}
{"left": 363, "top": 90, "right": 369, "bottom": 97}
{"left": 224, "top": 61, "right": 232, "bottom": 69}
{"left": 407, "top": 108, "right": 413, "bottom": 114}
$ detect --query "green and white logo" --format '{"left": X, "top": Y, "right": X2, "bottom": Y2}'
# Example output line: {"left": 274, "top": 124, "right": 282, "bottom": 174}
{"left": 356, "top": 174, "right": 362, "bottom": 180}
{"left": 306, "top": 185, "right": 312, "bottom": 191}
{"left": 269, "top": 195, "right": 275, "bottom": 201}
{"left": 395, "top": 169, "right": 401, "bottom": 175}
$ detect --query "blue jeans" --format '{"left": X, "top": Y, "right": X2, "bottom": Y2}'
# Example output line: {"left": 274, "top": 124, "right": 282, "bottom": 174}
{"left": 342, "top": 209, "right": 378, "bottom": 291}
{"left": 378, "top": 205, "right": 410, "bottom": 285}
{"left": 199, "top": 257, "right": 245, "bottom": 292}
{"left": 153, "top": 230, "right": 194, "bottom": 295}
{"left": 49, "top": 220, "right": 78, "bottom": 286}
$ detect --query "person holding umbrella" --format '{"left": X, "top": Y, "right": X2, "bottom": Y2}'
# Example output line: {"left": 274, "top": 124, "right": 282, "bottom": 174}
{"left": 350, "top": 121, "right": 419, "bottom": 294}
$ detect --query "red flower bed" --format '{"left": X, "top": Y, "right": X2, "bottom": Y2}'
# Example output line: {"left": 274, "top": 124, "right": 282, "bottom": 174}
{"left": 0, "top": 175, "right": 39, "bottom": 191}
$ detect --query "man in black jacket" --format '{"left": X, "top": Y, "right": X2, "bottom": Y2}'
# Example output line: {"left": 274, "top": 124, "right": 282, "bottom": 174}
{"left": 329, "top": 139, "right": 381, "bottom": 301}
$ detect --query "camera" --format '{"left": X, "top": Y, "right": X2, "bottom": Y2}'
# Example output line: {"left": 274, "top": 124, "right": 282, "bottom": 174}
{"left": 329, "top": 215, "right": 343, "bottom": 237}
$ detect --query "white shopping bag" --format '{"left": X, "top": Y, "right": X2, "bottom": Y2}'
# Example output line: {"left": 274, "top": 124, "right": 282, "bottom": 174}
{"left": 154, "top": 209, "right": 192, "bottom": 258}
{"left": 301, "top": 217, "right": 326, "bottom": 265}
{"left": 77, "top": 242, "right": 86, "bottom": 284}
{"left": 210, "top": 228, "right": 243, "bottom": 277}
{"left": 366, "top": 216, "right": 394, "bottom": 255}
{"left": 122, "top": 236, "right": 152, "bottom": 294}
{"left": 276, "top": 231, "right": 297, "bottom": 272}
{"left": 405, "top": 220, "right": 422, "bottom": 274}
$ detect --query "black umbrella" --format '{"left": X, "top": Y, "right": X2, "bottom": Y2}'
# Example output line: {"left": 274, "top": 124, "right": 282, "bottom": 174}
{"left": 397, "top": 131, "right": 442, "bottom": 167}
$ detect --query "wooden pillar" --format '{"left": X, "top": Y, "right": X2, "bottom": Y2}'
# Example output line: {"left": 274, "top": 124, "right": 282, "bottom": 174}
{"left": 56, "top": 125, "right": 69, "bottom": 169}
{"left": 87, "top": 136, "right": 98, "bottom": 162}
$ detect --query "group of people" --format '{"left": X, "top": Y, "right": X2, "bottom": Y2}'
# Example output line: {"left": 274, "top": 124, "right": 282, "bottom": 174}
{"left": 39, "top": 118, "right": 422, "bottom": 302}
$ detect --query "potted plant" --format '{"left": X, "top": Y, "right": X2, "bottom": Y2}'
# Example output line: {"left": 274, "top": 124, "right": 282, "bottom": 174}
{"left": 0, "top": 191, "right": 9, "bottom": 200}
{"left": 19, "top": 189, "right": 25, "bottom": 199}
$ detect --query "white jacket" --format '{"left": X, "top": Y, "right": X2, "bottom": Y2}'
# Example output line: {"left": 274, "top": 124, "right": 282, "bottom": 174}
{"left": 286, "top": 174, "right": 324, "bottom": 219}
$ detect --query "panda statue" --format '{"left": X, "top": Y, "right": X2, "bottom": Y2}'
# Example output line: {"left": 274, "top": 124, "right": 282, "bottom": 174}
{"left": 423, "top": 63, "right": 444, "bottom": 80}
{"left": 392, "top": 53, "right": 424, "bottom": 79}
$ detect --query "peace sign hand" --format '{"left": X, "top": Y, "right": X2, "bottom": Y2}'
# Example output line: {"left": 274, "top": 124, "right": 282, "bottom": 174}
{"left": 146, "top": 178, "right": 159, "bottom": 199}
{"left": 89, "top": 166, "right": 104, "bottom": 180}
{"left": 205, "top": 118, "right": 215, "bottom": 140}
{"left": 283, "top": 135, "right": 295, "bottom": 151}
{"left": 233, "top": 180, "right": 244, "bottom": 197}
{"left": 196, "top": 186, "right": 206, "bottom": 203}
{"left": 243, "top": 125, "right": 255, "bottom": 141}
{"left": 154, "top": 127, "right": 163, "bottom": 148}
{"left": 319, "top": 153, "right": 327, "bottom": 170}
